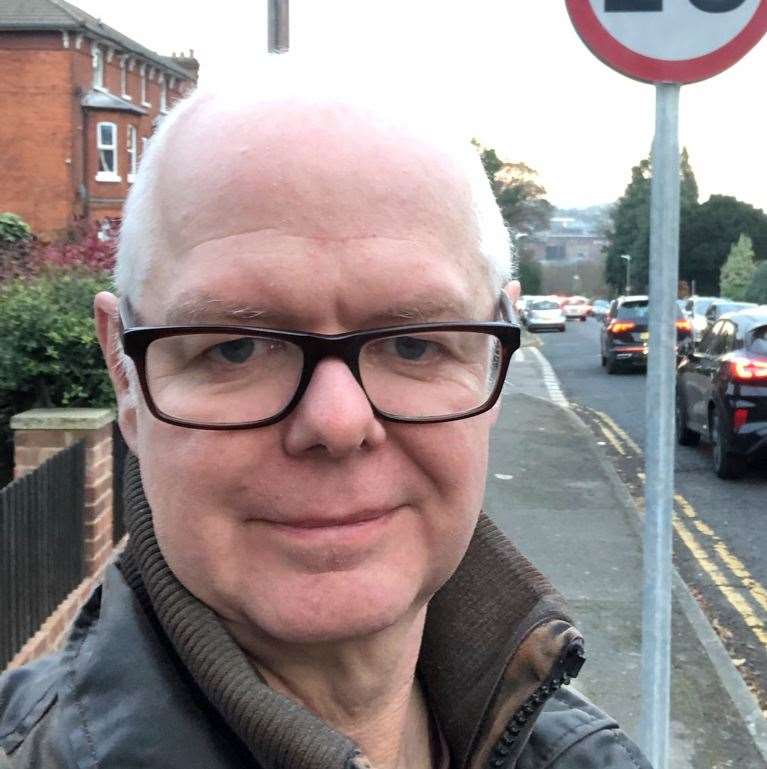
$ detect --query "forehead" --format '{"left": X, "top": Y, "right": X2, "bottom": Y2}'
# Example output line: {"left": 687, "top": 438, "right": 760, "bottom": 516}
{"left": 142, "top": 99, "right": 492, "bottom": 324}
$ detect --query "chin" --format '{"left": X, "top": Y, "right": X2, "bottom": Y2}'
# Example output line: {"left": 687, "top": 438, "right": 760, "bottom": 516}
{"left": 237, "top": 571, "right": 428, "bottom": 646}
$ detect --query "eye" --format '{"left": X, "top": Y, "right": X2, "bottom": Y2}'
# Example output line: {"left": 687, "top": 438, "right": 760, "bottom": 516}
{"left": 210, "top": 338, "right": 257, "bottom": 364}
{"left": 392, "top": 336, "right": 432, "bottom": 361}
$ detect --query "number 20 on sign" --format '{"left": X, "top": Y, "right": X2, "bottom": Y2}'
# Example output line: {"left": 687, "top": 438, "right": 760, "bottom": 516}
{"left": 566, "top": 0, "right": 767, "bottom": 83}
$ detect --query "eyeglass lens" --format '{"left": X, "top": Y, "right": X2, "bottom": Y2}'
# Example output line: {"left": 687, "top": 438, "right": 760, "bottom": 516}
{"left": 144, "top": 330, "right": 503, "bottom": 426}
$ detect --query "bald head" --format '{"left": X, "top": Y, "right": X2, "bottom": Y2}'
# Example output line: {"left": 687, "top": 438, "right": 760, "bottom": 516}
{"left": 116, "top": 64, "right": 511, "bottom": 306}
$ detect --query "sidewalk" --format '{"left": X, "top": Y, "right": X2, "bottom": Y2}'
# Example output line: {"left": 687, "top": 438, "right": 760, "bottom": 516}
{"left": 485, "top": 341, "right": 767, "bottom": 768}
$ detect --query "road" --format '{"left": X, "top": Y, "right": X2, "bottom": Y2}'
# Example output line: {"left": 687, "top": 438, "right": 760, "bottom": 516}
{"left": 534, "top": 316, "right": 767, "bottom": 712}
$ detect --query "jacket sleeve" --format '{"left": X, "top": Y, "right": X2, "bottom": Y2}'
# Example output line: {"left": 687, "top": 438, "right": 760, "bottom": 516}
{"left": 518, "top": 687, "right": 653, "bottom": 769}
{"left": 549, "top": 725, "right": 652, "bottom": 769}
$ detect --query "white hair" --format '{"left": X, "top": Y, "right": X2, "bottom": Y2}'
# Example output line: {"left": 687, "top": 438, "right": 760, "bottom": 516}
{"left": 115, "top": 57, "right": 511, "bottom": 303}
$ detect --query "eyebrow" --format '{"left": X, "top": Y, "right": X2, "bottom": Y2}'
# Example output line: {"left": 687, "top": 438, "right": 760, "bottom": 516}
{"left": 161, "top": 294, "right": 484, "bottom": 328}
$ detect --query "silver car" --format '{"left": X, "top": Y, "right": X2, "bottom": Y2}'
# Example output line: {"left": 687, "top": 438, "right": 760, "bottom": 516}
{"left": 526, "top": 299, "right": 566, "bottom": 332}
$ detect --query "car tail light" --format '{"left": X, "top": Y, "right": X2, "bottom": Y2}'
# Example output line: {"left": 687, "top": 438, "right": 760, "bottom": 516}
{"left": 730, "top": 357, "right": 767, "bottom": 382}
{"left": 675, "top": 319, "right": 692, "bottom": 333}
{"left": 732, "top": 408, "right": 749, "bottom": 431}
{"left": 609, "top": 321, "right": 636, "bottom": 334}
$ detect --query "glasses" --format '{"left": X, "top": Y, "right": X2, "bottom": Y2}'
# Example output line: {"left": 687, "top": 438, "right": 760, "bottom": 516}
{"left": 118, "top": 294, "right": 520, "bottom": 430}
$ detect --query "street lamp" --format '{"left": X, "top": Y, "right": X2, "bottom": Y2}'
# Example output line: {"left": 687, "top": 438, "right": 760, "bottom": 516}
{"left": 619, "top": 254, "right": 632, "bottom": 294}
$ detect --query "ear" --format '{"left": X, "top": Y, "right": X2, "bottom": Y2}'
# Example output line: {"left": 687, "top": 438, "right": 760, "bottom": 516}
{"left": 94, "top": 291, "right": 138, "bottom": 454}
{"left": 503, "top": 280, "right": 521, "bottom": 306}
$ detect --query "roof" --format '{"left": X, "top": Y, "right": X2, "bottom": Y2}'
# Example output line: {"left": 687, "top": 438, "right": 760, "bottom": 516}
{"left": 81, "top": 89, "right": 146, "bottom": 115}
{"left": 0, "top": 0, "right": 194, "bottom": 79}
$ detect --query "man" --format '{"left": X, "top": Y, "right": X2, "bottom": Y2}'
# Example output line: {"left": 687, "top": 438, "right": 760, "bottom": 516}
{"left": 0, "top": 66, "right": 651, "bottom": 769}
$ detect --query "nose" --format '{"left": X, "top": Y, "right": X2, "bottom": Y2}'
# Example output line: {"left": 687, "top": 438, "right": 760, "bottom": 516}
{"left": 282, "top": 358, "right": 387, "bottom": 458}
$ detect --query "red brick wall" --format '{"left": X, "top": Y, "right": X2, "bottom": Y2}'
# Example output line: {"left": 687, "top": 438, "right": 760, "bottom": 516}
{"left": 0, "top": 31, "right": 195, "bottom": 237}
{"left": 0, "top": 32, "right": 75, "bottom": 236}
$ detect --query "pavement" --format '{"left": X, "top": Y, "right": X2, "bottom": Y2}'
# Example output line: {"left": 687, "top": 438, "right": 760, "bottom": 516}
{"left": 485, "top": 332, "right": 767, "bottom": 769}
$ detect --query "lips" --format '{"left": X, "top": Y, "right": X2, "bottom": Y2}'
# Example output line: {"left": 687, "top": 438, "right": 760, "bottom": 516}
{"left": 262, "top": 507, "right": 398, "bottom": 530}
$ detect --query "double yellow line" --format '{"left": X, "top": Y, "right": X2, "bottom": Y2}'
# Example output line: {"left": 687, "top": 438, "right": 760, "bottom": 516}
{"left": 583, "top": 406, "right": 767, "bottom": 653}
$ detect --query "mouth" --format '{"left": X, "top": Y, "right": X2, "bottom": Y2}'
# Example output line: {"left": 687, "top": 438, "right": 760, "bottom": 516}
{"left": 264, "top": 508, "right": 397, "bottom": 530}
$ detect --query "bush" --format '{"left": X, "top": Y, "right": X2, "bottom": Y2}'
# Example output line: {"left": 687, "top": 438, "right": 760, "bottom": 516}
{"left": 0, "top": 213, "right": 32, "bottom": 244}
{"left": 0, "top": 269, "right": 116, "bottom": 411}
{"left": 745, "top": 261, "right": 767, "bottom": 304}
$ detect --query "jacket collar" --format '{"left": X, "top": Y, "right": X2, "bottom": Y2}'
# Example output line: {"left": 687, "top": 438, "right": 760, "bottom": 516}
{"left": 100, "top": 454, "right": 582, "bottom": 769}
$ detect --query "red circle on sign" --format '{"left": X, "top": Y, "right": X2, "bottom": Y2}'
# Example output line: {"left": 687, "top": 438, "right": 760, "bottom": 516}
{"left": 566, "top": 0, "right": 767, "bottom": 83}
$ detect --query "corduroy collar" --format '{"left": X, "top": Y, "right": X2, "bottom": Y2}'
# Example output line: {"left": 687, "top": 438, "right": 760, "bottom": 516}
{"left": 119, "top": 454, "right": 580, "bottom": 769}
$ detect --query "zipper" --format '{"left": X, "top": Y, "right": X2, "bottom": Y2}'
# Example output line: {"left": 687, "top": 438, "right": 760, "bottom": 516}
{"left": 485, "top": 639, "right": 586, "bottom": 769}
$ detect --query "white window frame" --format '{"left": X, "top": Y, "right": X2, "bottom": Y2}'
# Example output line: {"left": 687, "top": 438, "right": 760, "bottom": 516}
{"left": 140, "top": 64, "right": 150, "bottom": 106}
{"left": 121, "top": 57, "right": 132, "bottom": 100}
{"left": 127, "top": 125, "right": 138, "bottom": 182}
{"left": 95, "top": 122, "right": 121, "bottom": 182}
{"left": 159, "top": 75, "right": 167, "bottom": 113}
{"left": 92, "top": 45, "right": 106, "bottom": 91}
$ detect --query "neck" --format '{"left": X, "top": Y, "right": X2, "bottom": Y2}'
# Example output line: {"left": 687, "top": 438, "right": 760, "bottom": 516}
{"left": 225, "top": 606, "right": 435, "bottom": 769}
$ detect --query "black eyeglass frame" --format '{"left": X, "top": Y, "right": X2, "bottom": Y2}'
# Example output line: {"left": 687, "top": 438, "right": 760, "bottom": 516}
{"left": 118, "top": 294, "right": 520, "bottom": 430}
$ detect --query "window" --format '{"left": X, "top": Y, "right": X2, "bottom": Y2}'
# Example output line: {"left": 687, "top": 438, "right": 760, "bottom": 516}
{"left": 159, "top": 76, "right": 167, "bottom": 112}
{"left": 96, "top": 122, "right": 120, "bottom": 181}
{"left": 92, "top": 45, "right": 104, "bottom": 89}
{"left": 127, "top": 125, "right": 138, "bottom": 181}
{"left": 140, "top": 64, "right": 149, "bottom": 106}
{"left": 121, "top": 58, "right": 132, "bottom": 99}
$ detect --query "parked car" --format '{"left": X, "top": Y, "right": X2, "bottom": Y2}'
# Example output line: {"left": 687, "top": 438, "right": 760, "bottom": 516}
{"left": 676, "top": 307, "right": 767, "bottom": 478}
{"left": 600, "top": 295, "right": 692, "bottom": 374}
{"left": 526, "top": 298, "right": 566, "bottom": 332}
{"left": 703, "top": 299, "right": 757, "bottom": 334}
{"left": 590, "top": 299, "right": 610, "bottom": 320}
{"left": 518, "top": 295, "right": 543, "bottom": 327}
{"left": 562, "top": 296, "right": 590, "bottom": 321}
{"left": 683, "top": 296, "right": 719, "bottom": 344}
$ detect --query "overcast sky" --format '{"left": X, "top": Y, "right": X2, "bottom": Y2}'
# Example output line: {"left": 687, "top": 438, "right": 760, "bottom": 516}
{"left": 75, "top": 0, "right": 767, "bottom": 212}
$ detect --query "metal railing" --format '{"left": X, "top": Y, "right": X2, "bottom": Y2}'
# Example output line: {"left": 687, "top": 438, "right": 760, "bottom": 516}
{"left": 0, "top": 441, "right": 85, "bottom": 668}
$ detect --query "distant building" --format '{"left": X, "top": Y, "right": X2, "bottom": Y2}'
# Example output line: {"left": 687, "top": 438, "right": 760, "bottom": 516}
{"left": 526, "top": 216, "right": 607, "bottom": 265}
{"left": 0, "top": 0, "right": 198, "bottom": 237}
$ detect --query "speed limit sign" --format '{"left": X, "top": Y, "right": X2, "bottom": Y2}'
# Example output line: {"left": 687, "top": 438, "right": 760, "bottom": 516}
{"left": 566, "top": 0, "right": 767, "bottom": 82}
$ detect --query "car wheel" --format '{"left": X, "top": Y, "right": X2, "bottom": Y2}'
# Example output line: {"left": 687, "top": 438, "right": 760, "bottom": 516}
{"left": 580, "top": 316, "right": 586, "bottom": 322}
{"left": 710, "top": 408, "right": 745, "bottom": 479}
{"left": 559, "top": 325, "right": 566, "bottom": 332}
{"left": 606, "top": 353, "right": 619, "bottom": 375}
{"left": 675, "top": 390, "right": 700, "bottom": 447}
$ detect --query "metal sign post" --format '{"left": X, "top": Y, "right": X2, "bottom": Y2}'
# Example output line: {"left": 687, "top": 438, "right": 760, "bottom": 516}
{"left": 268, "top": 0, "right": 289, "bottom": 53}
{"left": 642, "top": 82, "right": 680, "bottom": 766}
{"left": 565, "top": 3, "right": 767, "bottom": 767}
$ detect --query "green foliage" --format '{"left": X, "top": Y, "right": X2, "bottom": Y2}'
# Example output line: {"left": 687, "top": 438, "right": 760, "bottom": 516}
{"left": 681, "top": 196, "right": 767, "bottom": 295}
{"left": 519, "top": 255, "right": 542, "bottom": 294}
{"left": 0, "top": 213, "right": 32, "bottom": 244}
{"left": 720, "top": 235, "right": 756, "bottom": 301}
{"left": 472, "top": 140, "right": 553, "bottom": 235}
{"left": 0, "top": 270, "right": 116, "bottom": 411}
{"left": 745, "top": 261, "right": 767, "bottom": 304}
{"left": 604, "top": 158, "right": 651, "bottom": 293}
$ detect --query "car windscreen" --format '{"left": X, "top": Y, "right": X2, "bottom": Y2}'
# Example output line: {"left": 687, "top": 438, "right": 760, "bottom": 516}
{"left": 616, "top": 301, "right": 648, "bottom": 321}
{"left": 694, "top": 299, "right": 714, "bottom": 315}
{"left": 531, "top": 301, "right": 559, "bottom": 310}
{"left": 749, "top": 325, "right": 767, "bottom": 354}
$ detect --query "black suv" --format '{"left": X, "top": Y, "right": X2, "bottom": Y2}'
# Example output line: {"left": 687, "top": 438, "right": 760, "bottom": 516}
{"left": 600, "top": 295, "right": 692, "bottom": 374}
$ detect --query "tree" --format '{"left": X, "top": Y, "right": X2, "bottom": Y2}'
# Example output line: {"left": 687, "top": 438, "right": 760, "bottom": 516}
{"left": 720, "top": 235, "right": 756, "bottom": 300}
{"left": 605, "top": 148, "right": 700, "bottom": 295}
{"left": 472, "top": 141, "right": 553, "bottom": 235}
{"left": 518, "top": 251, "right": 542, "bottom": 294}
{"left": 604, "top": 157, "right": 651, "bottom": 293}
{"left": 745, "top": 261, "right": 767, "bottom": 304}
{"left": 681, "top": 196, "right": 767, "bottom": 295}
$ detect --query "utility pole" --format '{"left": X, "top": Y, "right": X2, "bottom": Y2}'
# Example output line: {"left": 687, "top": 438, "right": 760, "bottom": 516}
{"left": 620, "top": 254, "right": 631, "bottom": 294}
{"left": 268, "top": 0, "right": 289, "bottom": 53}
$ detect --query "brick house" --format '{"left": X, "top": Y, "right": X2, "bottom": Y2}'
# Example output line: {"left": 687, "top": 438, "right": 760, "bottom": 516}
{"left": 0, "top": 0, "right": 198, "bottom": 237}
